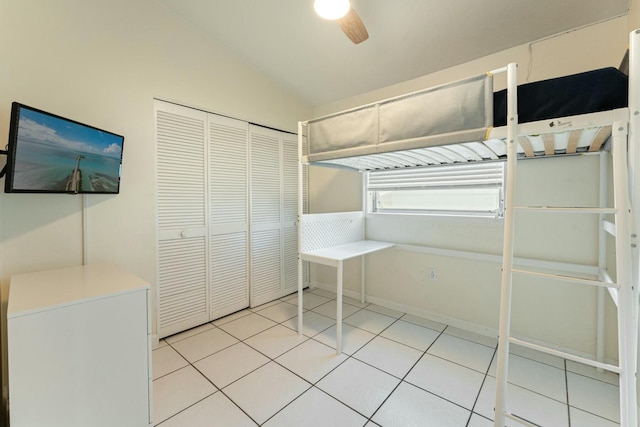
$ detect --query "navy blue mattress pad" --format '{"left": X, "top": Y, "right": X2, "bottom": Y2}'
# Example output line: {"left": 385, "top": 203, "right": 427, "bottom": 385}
{"left": 493, "top": 67, "right": 628, "bottom": 127}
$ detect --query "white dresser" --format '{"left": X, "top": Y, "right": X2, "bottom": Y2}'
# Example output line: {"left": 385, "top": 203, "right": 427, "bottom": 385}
{"left": 7, "top": 264, "right": 153, "bottom": 427}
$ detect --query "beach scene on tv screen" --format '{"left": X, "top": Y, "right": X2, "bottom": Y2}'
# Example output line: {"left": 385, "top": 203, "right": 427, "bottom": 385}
{"left": 12, "top": 108, "right": 123, "bottom": 193}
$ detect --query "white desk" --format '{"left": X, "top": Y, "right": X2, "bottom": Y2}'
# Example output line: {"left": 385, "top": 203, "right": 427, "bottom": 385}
{"left": 299, "top": 240, "right": 395, "bottom": 354}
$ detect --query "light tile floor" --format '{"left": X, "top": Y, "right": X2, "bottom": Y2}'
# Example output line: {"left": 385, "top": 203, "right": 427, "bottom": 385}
{"left": 153, "top": 288, "right": 626, "bottom": 426}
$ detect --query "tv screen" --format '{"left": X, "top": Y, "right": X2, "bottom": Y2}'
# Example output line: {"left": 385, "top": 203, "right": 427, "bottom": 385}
{"left": 4, "top": 102, "right": 124, "bottom": 194}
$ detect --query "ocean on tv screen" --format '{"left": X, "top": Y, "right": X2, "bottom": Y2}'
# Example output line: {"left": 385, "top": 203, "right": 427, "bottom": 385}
{"left": 11, "top": 107, "right": 122, "bottom": 193}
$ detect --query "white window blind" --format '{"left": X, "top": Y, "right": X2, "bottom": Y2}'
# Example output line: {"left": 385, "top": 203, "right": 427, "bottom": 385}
{"left": 369, "top": 162, "right": 505, "bottom": 217}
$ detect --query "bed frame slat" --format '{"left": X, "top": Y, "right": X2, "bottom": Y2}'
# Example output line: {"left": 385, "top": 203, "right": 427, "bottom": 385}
{"left": 542, "top": 133, "right": 555, "bottom": 155}
{"left": 589, "top": 126, "right": 612, "bottom": 152}
{"left": 517, "top": 137, "right": 535, "bottom": 157}
{"left": 566, "top": 130, "right": 580, "bottom": 154}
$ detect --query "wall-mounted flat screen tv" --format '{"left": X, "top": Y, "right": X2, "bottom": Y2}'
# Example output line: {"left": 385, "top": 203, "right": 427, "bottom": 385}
{"left": 4, "top": 102, "right": 124, "bottom": 194}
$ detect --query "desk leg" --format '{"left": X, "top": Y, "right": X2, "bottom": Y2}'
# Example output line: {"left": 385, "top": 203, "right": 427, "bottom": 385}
{"left": 336, "top": 260, "right": 343, "bottom": 355}
{"left": 297, "top": 258, "right": 303, "bottom": 336}
{"left": 361, "top": 255, "right": 365, "bottom": 304}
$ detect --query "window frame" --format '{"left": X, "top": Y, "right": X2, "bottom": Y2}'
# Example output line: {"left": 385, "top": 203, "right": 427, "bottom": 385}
{"left": 367, "top": 161, "right": 506, "bottom": 219}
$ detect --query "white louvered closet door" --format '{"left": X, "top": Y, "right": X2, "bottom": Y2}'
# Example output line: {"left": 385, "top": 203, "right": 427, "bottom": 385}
{"left": 208, "top": 115, "right": 250, "bottom": 320}
{"left": 156, "top": 101, "right": 301, "bottom": 337}
{"left": 250, "top": 125, "right": 283, "bottom": 306}
{"left": 155, "top": 101, "right": 209, "bottom": 338}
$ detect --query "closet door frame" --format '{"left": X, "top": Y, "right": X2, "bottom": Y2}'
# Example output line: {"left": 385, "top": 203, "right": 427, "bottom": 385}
{"left": 281, "top": 133, "right": 301, "bottom": 297}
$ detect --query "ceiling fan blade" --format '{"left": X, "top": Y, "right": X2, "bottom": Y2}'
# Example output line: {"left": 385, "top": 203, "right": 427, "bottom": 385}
{"left": 337, "top": 8, "right": 369, "bottom": 44}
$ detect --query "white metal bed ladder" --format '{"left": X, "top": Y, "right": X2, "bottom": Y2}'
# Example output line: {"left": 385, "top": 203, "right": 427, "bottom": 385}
{"left": 493, "top": 63, "right": 639, "bottom": 425}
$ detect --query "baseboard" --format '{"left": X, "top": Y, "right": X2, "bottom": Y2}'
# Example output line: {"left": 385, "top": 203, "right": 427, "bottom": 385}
{"left": 309, "top": 281, "right": 618, "bottom": 366}
{"left": 310, "top": 281, "right": 498, "bottom": 338}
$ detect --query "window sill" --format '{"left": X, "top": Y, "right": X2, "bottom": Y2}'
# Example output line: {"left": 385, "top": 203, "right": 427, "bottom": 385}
{"left": 366, "top": 211, "right": 504, "bottom": 224}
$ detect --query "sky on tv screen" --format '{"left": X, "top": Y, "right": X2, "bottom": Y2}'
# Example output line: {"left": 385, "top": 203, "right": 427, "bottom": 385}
{"left": 12, "top": 107, "right": 123, "bottom": 193}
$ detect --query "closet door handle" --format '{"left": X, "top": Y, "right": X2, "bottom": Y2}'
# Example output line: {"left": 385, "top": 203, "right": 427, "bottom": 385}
{"left": 174, "top": 229, "right": 206, "bottom": 239}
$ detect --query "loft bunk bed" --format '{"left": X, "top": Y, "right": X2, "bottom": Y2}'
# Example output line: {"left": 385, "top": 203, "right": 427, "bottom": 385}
{"left": 296, "top": 30, "right": 640, "bottom": 427}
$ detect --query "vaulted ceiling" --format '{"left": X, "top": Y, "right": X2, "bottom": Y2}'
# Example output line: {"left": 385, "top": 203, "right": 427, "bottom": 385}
{"left": 157, "top": 0, "right": 631, "bottom": 106}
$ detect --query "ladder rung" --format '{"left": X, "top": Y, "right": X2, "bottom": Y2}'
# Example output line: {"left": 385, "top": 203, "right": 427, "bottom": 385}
{"left": 504, "top": 411, "right": 540, "bottom": 427}
{"left": 602, "top": 220, "right": 616, "bottom": 237}
{"left": 600, "top": 269, "right": 619, "bottom": 307}
{"left": 608, "top": 287, "right": 619, "bottom": 307}
{"left": 601, "top": 267, "right": 615, "bottom": 284}
{"left": 512, "top": 268, "right": 620, "bottom": 289}
{"left": 514, "top": 206, "right": 617, "bottom": 214}
{"left": 508, "top": 337, "right": 622, "bottom": 373}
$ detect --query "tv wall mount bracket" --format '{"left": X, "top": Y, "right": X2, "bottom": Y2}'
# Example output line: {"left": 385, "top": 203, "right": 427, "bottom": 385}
{"left": 0, "top": 149, "right": 7, "bottom": 179}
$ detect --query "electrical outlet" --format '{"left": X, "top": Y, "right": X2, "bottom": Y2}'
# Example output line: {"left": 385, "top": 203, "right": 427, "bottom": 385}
{"left": 427, "top": 267, "right": 438, "bottom": 280}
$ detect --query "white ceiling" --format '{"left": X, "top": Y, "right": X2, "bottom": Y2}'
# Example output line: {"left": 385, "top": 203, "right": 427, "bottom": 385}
{"left": 157, "top": 0, "right": 630, "bottom": 107}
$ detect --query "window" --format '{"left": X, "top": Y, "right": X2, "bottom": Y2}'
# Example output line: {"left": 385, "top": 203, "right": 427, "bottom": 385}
{"left": 368, "top": 162, "right": 505, "bottom": 218}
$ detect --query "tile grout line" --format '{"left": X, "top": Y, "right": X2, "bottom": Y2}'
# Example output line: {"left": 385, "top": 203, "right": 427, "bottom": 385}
{"left": 365, "top": 317, "right": 447, "bottom": 424}
{"left": 375, "top": 323, "right": 499, "bottom": 422}
{"left": 303, "top": 312, "right": 405, "bottom": 423}
{"left": 154, "top": 295, "right": 623, "bottom": 427}
{"left": 157, "top": 304, "right": 413, "bottom": 424}
{"left": 467, "top": 340, "right": 499, "bottom": 425}
{"left": 153, "top": 391, "right": 221, "bottom": 426}
{"left": 228, "top": 298, "right": 350, "bottom": 425}
{"left": 191, "top": 362, "right": 261, "bottom": 426}
{"left": 163, "top": 338, "right": 263, "bottom": 425}
{"left": 241, "top": 298, "right": 362, "bottom": 425}
{"left": 158, "top": 335, "right": 260, "bottom": 425}
{"left": 255, "top": 383, "right": 314, "bottom": 426}
{"left": 260, "top": 303, "right": 410, "bottom": 424}
{"left": 565, "top": 358, "right": 572, "bottom": 427}
{"left": 251, "top": 305, "right": 498, "bottom": 424}
{"left": 166, "top": 316, "right": 313, "bottom": 425}
{"left": 151, "top": 342, "right": 191, "bottom": 382}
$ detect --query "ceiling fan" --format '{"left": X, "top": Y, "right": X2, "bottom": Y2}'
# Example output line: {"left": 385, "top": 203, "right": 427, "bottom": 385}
{"left": 314, "top": 0, "right": 369, "bottom": 44}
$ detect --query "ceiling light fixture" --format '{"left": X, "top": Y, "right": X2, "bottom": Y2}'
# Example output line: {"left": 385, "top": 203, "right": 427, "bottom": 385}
{"left": 313, "top": 0, "right": 350, "bottom": 20}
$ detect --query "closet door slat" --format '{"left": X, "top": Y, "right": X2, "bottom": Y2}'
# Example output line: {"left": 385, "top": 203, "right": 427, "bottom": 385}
{"left": 156, "top": 109, "right": 206, "bottom": 231}
{"left": 158, "top": 237, "right": 208, "bottom": 336}
{"left": 251, "top": 229, "right": 282, "bottom": 305}
{"left": 210, "top": 231, "right": 249, "bottom": 318}
{"left": 250, "top": 129, "right": 282, "bottom": 227}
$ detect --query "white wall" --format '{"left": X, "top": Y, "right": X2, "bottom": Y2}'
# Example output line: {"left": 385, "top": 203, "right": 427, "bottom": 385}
{"left": 0, "top": 0, "right": 312, "bottom": 421}
{"left": 314, "top": 17, "right": 629, "bottom": 117}
{"left": 309, "top": 16, "right": 630, "bottom": 362}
